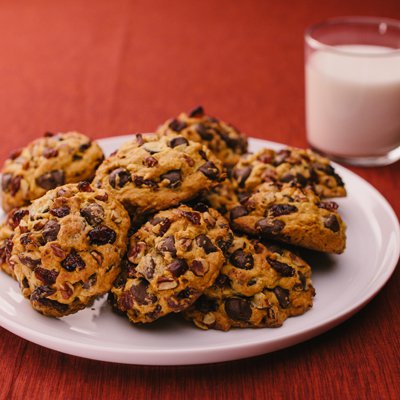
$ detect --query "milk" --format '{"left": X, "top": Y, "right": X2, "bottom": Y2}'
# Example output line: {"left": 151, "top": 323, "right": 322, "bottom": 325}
{"left": 306, "top": 45, "right": 400, "bottom": 157}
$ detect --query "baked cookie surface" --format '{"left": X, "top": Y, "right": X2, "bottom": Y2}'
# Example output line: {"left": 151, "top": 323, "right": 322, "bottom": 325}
{"left": 1, "top": 132, "right": 104, "bottom": 212}
{"left": 230, "top": 182, "right": 346, "bottom": 253}
{"left": 93, "top": 133, "right": 225, "bottom": 216}
{"left": 184, "top": 237, "right": 315, "bottom": 330}
{"left": 156, "top": 106, "right": 248, "bottom": 167}
{"left": 232, "top": 147, "right": 346, "bottom": 198}
{"left": 109, "top": 205, "right": 233, "bottom": 324}
{"left": 9, "top": 182, "right": 129, "bottom": 317}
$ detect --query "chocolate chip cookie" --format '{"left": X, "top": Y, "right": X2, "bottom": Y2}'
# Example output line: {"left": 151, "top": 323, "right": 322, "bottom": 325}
{"left": 93, "top": 133, "right": 225, "bottom": 217}
{"left": 204, "top": 179, "right": 241, "bottom": 218}
{"left": 230, "top": 182, "right": 346, "bottom": 253}
{"left": 156, "top": 106, "right": 248, "bottom": 167}
{"left": 232, "top": 147, "right": 346, "bottom": 198}
{"left": 1, "top": 132, "right": 104, "bottom": 212}
{"left": 184, "top": 236, "right": 315, "bottom": 330}
{"left": 9, "top": 182, "right": 129, "bottom": 317}
{"left": 109, "top": 205, "right": 233, "bottom": 324}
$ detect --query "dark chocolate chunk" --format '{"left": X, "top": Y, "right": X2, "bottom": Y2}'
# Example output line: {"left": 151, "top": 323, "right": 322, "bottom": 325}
{"left": 88, "top": 225, "right": 117, "bottom": 245}
{"left": 160, "top": 170, "right": 181, "bottom": 188}
{"left": 273, "top": 286, "right": 290, "bottom": 308}
{"left": 198, "top": 161, "right": 220, "bottom": 180}
{"left": 324, "top": 215, "right": 340, "bottom": 232}
{"left": 168, "top": 258, "right": 189, "bottom": 277}
{"left": 169, "top": 136, "right": 189, "bottom": 148}
{"left": 230, "top": 206, "right": 248, "bottom": 220}
{"left": 255, "top": 219, "right": 285, "bottom": 234}
{"left": 195, "top": 234, "right": 218, "bottom": 254}
{"left": 268, "top": 204, "right": 298, "bottom": 217}
{"left": 42, "top": 220, "right": 60, "bottom": 243}
{"left": 36, "top": 170, "right": 65, "bottom": 190}
{"left": 267, "top": 257, "right": 295, "bottom": 277}
{"left": 225, "top": 298, "right": 252, "bottom": 321}
{"left": 188, "top": 106, "right": 204, "bottom": 118}
{"left": 168, "top": 119, "right": 187, "bottom": 132}
{"left": 109, "top": 168, "right": 132, "bottom": 189}
{"left": 81, "top": 203, "right": 104, "bottom": 226}
{"left": 230, "top": 249, "right": 254, "bottom": 270}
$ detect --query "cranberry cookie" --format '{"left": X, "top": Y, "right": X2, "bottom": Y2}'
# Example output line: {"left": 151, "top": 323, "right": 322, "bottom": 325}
{"left": 184, "top": 237, "right": 315, "bottom": 330}
{"left": 230, "top": 182, "right": 346, "bottom": 253}
{"left": 1, "top": 132, "right": 104, "bottom": 212}
{"left": 93, "top": 134, "right": 225, "bottom": 217}
{"left": 109, "top": 205, "right": 233, "bottom": 324}
{"left": 156, "top": 106, "right": 248, "bottom": 167}
{"left": 9, "top": 182, "right": 129, "bottom": 317}
{"left": 232, "top": 147, "right": 346, "bottom": 198}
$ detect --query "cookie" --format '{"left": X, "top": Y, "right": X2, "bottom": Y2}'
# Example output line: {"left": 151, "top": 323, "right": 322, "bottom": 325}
{"left": 109, "top": 205, "right": 233, "bottom": 324}
{"left": 232, "top": 147, "right": 346, "bottom": 198}
{"left": 0, "top": 208, "right": 29, "bottom": 278}
{"left": 204, "top": 179, "right": 241, "bottom": 218}
{"left": 9, "top": 182, "right": 129, "bottom": 317}
{"left": 230, "top": 182, "right": 346, "bottom": 253}
{"left": 156, "top": 106, "right": 248, "bottom": 167}
{"left": 184, "top": 237, "right": 315, "bottom": 330}
{"left": 93, "top": 133, "right": 225, "bottom": 217}
{"left": 1, "top": 132, "right": 105, "bottom": 212}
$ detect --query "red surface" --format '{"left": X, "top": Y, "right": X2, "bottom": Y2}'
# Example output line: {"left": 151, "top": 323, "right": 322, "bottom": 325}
{"left": 0, "top": 1, "right": 399, "bottom": 399}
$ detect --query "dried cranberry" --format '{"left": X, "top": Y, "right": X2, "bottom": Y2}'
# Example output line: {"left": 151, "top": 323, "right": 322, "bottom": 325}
{"left": 88, "top": 225, "right": 116, "bottom": 245}
{"left": 36, "top": 170, "right": 65, "bottom": 190}
{"left": 42, "top": 220, "right": 60, "bottom": 243}
{"left": 61, "top": 249, "right": 85, "bottom": 272}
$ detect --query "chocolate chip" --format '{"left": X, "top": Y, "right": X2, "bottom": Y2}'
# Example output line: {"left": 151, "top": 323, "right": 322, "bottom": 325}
{"left": 273, "top": 286, "right": 290, "bottom": 308}
{"left": 181, "top": 211, "right": 201, "bottom": 225}
{"left": 195, "top": 234, "right": 218, "bottom": 254}
{"left": 195, "top": 295, "right": 218, "bottom": 313}
{"left": 267, "top": 257, "right": 295, "bottom": 276}
{"left": 95, "top": 192, "right": 109, "bottom": 202}
{"left": 77, "top": 181, "right": 94, "bottom": 192}
{"left": 61, "top": 249, "right": 86, "bottom": 272}
{"left": 169, "top": 136, "right": 189, "bottom": 148}
{"left": 81, "top": 203, "right": 104, "bottom": 226}
{"left": 133, "top": 176, "right": 158, "bottom": 188}
{"left": 1, "top": 174, "right": 12, "bottom": 192}
{"left": 265, "top": 243, "right": 284, "bottom": 255}
{"left": 169, "top": 119, "right": 187, "bottom": 132}
{"left": 43, "top": 148, "right": 59, "bottom": 158}
{"left": 50, "top": 206, "right": 70, "bottom": 218}
{"left": 88, "top": 225, "right": 117, "bottom": 245}
{"left": 229, "top": 249, "right": 254, "bottom": 270}
{"left": 189, "top": 106, "right": 204, "bottom": 118}
{"left": 160, "top": 170, "right": 181, "bottom": 188}
{"left": 225, "top": 298, "right": 252, "bottom": 321}
{"left": 34, "top": 267, "right": 59, "bottom": 285}
{"left": 168, "top": 258, "right": 188, "bottom": 277}
{"left": 9, "top": 175, "right": 22, "bottom": 195}
{"left": 233, "top": 167, "right": 252, "bottom": 188}
{"left": 143, "top": 156, "right": 158, "bottom": 167}
{"left": 150, "top": 217, "right": 171, "bottom": 236}
{"left": 319, "top": 201, "right": 339, "bottom": 212}
{"left": 198, "top": 149, "right": 208, "bottom": 160}
{"left": 158, "top": 235, "right": 176, "bottom": 255}
{"left": 36, "top": 170, "right": 65, "bottom": 190}
{"left": 324, "top": 215, "right": 340, "bottom": 232}
{"left": 280, "top": 173, "right": 295, "bottom": 183}
{"left": 255, "top": 219, "right": 285, "bottom": 234}
{"left": 269, "top": 204, "right": 298, "bottom": 217}
{"left": 196, "top": 125, "right": 213, "bottom": 141}
{"left": 31, "top": 288, "right": 69, "bottom": 314}
{"left": 130, "top": 279, "right": 151, "bottom": 305}
{"left": 18, "top": 254, "right": 41, "bottom": 269}
{"left": 79, "top": 142, "right": 91, "bottom": 152}
{"left": 109, "top": 168, "right": 132, "bottom": 189}
{"left": 42, "top": 220, "right": 60, "bottom": 242}
{"left": 214, "top": 274, "right": 230, "bottom": 288}
{"left": 230, "top": 206, "right": 248, "bottom": 220}
{"left": 216, "top": 233, "right": 234, "bottom": 254}
{"left": 295, "top": 173, "right": 308, "bottom": 186}
{"left": 189, "top": 260, "right": 205, "bottom": 276}
{"left": 20, "top": 234, "right": 31, "bottom": 245}
{"left": 198, "top": 161, "right": 220, "bottom": 180}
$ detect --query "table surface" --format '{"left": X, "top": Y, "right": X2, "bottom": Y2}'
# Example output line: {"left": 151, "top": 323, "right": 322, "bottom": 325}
{"left": 0, "top": 1, "right": 399, "bottom": 399}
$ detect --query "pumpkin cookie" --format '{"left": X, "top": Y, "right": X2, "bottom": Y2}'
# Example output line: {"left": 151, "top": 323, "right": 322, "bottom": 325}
{"left": 184, "top": 237, "right": 315, "bottom": 330}
{"left": 230, "top": 182, "right": 346, "bottom": 253}
{"left": 9, "top": 182, "right": 129, "bottom": 317}
{"left": 109, "top": 205, "right": 233, "bottom": 324}
{"left": 157, "top": 106, "right": 248, "bottom": 167}
{"left": 232, "top": 147, "right": 346, "bottom": 198}
{"left": 1, "top": 132, "right": 104, "bottom": 212}
{"left": 93, "top": 133, "right": 225, "bottom": 217}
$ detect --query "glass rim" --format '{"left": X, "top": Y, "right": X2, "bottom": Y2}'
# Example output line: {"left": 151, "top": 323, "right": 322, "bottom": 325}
{"left": 305, "top": 16, "right": 400, "bottom": 57}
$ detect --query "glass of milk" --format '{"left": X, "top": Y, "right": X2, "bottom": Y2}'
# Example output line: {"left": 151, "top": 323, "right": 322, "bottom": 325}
{"left": 305, "top": 17, "right": 400, "bottom": 166}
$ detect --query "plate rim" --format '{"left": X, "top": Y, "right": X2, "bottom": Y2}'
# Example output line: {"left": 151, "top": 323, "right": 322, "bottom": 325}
{"left": 0, "top": 135, "right": 398, "bottom": 365}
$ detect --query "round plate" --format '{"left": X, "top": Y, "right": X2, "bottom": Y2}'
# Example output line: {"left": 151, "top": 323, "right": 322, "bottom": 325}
{"left": 0, "top": 136, "right": 399, "bottom": 365}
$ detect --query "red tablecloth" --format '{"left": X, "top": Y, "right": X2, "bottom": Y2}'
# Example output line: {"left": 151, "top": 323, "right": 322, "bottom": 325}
{"left": 0, "top": 1, "right": 399, "bottom": 399}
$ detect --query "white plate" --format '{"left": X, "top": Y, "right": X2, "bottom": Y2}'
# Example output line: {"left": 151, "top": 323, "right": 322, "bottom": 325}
{"left": 0, "top": 136, "right": 399, "bottom": 366}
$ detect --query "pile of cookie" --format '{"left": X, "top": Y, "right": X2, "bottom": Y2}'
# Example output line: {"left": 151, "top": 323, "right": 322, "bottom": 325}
{"left": 0, "top": 106, "right": 346, "bottom": 331}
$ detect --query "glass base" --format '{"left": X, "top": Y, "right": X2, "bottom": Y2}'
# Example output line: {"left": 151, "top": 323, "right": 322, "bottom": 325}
{"left": 308, "top": 144, "right": 400, "bottom": 167}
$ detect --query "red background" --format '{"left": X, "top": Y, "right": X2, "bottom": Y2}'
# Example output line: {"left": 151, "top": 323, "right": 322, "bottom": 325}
{"left": 0, "top": 1, "right": 399, "bottom": 399}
